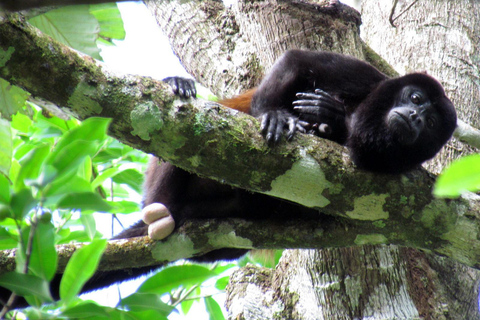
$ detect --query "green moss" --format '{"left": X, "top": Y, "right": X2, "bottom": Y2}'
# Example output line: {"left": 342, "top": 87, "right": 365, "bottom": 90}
{"left": 372, "top": 220, "right": 386, "bottom": 228}
{"left": 354, "top": 234, "right": 388, "bottom": 245}
{"left": 418, "top": 200, "right": 450, "bottom": 230}
{"left": 345, "top": 193, "right": 389, "bottom": 220}
{"left": 266, "top": 154, "right": 332, "bottom": 208}
{"left": 130, "top": 101, "right": 164, "bottom": 141}
{"left": 152, "top": 233, "right": 196, "bottom": 262}
{"left": 0, "top": 47, "right": 14, "bottom": 67}
{"left": 67, "top": 81, "right": 103, "bottom": 116}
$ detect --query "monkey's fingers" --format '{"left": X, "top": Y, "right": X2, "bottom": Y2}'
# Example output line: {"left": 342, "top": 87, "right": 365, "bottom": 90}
{"left": 142, "top": 203, "right": 175, "bottom": 240}
{"left": 260, "top": 113, "right": 276, "bottom": 143}
{"left": 260, "top": 111, "right": 302, "bottom": 143}
{"left": 296, "top": 120, "right": 309, "bottom": 133}
{"left": 294, "top": 90, "right": 345, "bottom": 116}
{"left": 286, "top": 117, "right": 296, "bottom": 141}
{"left": 260, "top": 112, "right": 281, "bottom": 144}
{"left": 163, "top": 76, "right": 197, "bottom": 98}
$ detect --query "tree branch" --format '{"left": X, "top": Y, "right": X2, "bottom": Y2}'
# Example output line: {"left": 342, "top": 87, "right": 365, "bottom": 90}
{"left": 2, "top": 15, "right": 480, "bottom": 270}
{"left": 455, "top": 119, "right": 480, "bottom": 150}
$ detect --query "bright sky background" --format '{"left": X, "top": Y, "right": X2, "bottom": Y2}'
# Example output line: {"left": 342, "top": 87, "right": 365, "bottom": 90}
{"left": 99, "top": 2, "right": 190, "bottom": 80}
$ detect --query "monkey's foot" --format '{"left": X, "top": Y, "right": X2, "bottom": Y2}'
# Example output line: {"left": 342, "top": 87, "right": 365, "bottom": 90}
{"left": 142, "top": 203, "right": 175, "bottom": 240}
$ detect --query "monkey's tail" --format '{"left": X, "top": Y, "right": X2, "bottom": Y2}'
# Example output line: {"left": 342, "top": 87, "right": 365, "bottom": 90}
{"left": 218, "top": 88, "right": 256, "bottom": 113}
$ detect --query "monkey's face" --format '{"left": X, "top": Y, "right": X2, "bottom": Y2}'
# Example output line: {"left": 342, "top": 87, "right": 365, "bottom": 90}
{"left": 387, "top": 85, "right": 439, "bottom": 146}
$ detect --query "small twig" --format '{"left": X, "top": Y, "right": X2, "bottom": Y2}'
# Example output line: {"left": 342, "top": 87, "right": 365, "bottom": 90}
{"left": 0, "top": 208, "right": 40, "bottom": 317}
{"left": 389, "top": 0, "right": 419, "bottom": 27}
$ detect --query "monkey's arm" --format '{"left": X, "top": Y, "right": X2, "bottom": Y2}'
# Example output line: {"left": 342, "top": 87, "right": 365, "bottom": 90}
{"left": 249, "top": 50, "right": 387, "bottom": 143}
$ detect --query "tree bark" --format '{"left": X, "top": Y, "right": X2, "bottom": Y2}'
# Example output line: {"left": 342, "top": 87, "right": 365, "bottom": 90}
{"left": 227, "top": 248, "right": 480, "bottom": 319}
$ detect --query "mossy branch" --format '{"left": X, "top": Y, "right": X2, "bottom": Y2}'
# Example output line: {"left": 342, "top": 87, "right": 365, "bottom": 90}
{"left": 2, "top": 16, "right": 480, "bottom": 270}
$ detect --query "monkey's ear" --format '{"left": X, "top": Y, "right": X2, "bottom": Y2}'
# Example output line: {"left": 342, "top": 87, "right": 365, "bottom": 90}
{"left": 163, "top": 76, "right": 197, "bottom": 99}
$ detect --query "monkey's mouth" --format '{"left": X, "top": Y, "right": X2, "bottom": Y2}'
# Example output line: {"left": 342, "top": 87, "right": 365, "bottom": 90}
{"left": 393, "top": 111, "right": 412, "bottom": 130}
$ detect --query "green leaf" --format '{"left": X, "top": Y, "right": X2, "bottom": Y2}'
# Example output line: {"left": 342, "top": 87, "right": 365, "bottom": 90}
{"left": 204, "top": 296, "right": 226, "bottom": 320}
{"left": 181, "top": 298, "right": 195, "bottom": 315}
{"left": 90, "top": 3, "right": 126, "bottom": 42}
{"left": 42, "top": 117, "right": 110, "bottom": 184}
{"left": 23, "top": 308, "right": 56, "bottom": 319}
{"left": 139, "top": 265, "right": 218, "bottom": 294}
{"left": 60, "top": 239, "right": 107, "bottom": 303}
{"left": 0, "top": 172, "right": 10, "bottom": 204}
{"left": 58, "top": 230, "right": 103, "bottom": 244}
{"left": 61, "top": 301, "right": 110, "bottom": 318}
{"left": 81, "top": 213, "right": 96, "bottom": 240}
{"left": 49, "top": 140, "right": 102, "bottom": 181}
{"left": 10, "top": 188, "right": 37, "bottom": 220}
{"left": 434, "top": 154, "right": 480, "bottom": 198}
{"left": 43, "top": 175, "right": 92, "bottom": 199}
{"left": 127, "top": 310, "right": 169, "bottom": 320}
{"left": 28, "top": 6, "right": 102, "bottom": 60}
{"left": 79, "top": 155, "right": 93, "bottom": 182}
{"left": 0, "top": 119, "right": 12, "bottom": 178}
{"left": 0, "top": 228, "right": 17, "bottom": 249}
{"left": 16, "top": 144, "right": 50, "bottom": 191}
{"left": 120, "top": 292, "right": 175, "bottom": 315}
{"left": 27, "top": 221, "right": 58, "bottom": 281}
{"left": 107, "top": 200, "right": 140, "bottom": 214}
{"left": 0, "top": 78, "right": 30, "bottom": 120}
{"left": 91, "top": 166, "right": 120, "bottom": 189}
{"left": 112, "top": 168, "right": 144, "bottom": 193}
{"left": 0, "top": 272, "right": 53, "bottom": 303}
{"left": 57, "top": 192, "right": 112, "bottom": 212}
{"left": 215, "top": 276, "right": 230, "bottom": 291}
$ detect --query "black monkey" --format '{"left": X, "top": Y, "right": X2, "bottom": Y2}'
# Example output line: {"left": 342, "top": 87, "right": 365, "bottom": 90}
{"left": 141, "top": 49, "right": 456, "bottom": 247}
{"left": 0, "top": 51, "right": 457, "bottom": 308}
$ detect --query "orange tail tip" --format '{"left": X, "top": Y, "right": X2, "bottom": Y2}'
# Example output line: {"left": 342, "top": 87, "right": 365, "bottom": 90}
{"left": 219, "top": 88, "right": 256, "bottom": 114}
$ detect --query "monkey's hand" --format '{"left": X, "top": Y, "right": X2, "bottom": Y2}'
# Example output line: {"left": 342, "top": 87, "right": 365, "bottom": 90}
{"left": 142, "top": 203, "right": 175, "bottom": 240}
{"left": 163, "top": 76, "right": 197, "bottom": 99}
{"left": 293, "top": 89, "right": 346, "bottom": 138}
{"left": 259, "top": 110, "right": 309, "bottom": 144}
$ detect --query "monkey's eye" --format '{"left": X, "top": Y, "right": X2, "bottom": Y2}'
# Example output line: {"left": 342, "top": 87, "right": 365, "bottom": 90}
{"left": 410, "top": 93, "right": 422, "bottom": 104}
{"left": 426, "top": 117, "right": 436, "bottom": 129}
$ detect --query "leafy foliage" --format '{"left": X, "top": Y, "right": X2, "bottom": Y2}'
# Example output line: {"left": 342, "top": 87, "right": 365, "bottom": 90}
{"left": 0, "top": 105, "right": 242, "bottom": 319}
{"left": 434, "top": 154, "right": 480, "bottom": 198}
{"left": 0, "top": 3, "right": 125, "bottom": 120}
{"left": 28, "top": 3, "right": 125, "bottom": 60}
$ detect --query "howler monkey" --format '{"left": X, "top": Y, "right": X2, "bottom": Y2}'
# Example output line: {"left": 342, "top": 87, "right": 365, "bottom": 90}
{"left": 136, "top": 50, "right": 457, "bottom": 254}
{"left": 0, "top": 51, "right": 457, "bottom": 308}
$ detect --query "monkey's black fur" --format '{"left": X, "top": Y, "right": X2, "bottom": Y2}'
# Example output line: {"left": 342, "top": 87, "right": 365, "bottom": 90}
{"left": 117, "top": 50, "right": 456, "bottom": 266}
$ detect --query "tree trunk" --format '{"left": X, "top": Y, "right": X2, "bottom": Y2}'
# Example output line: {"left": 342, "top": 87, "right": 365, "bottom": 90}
{"left": 144, "top": 0, "right": 480, "bottom": 318}
{"left": 361, "top": 1, "right": 480, "bottom": 319}
{"left": 227, "top": 247, "right": 480, "bottom": 319}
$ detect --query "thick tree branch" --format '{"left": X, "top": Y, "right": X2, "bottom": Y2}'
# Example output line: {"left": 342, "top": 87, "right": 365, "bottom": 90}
{"left": 455, "top": 119, "right": 480, "bottom": 150}
{"left": 2, "top": 15, "right": 480, "bottom": 270}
